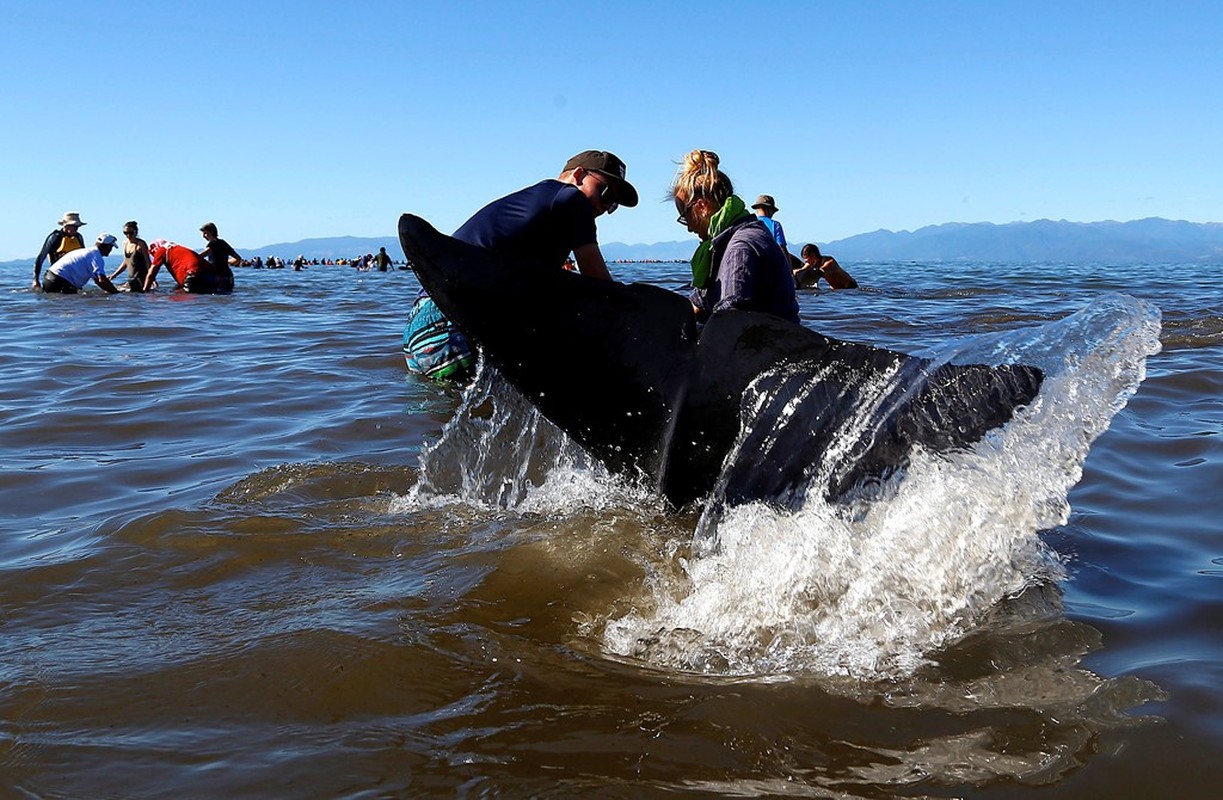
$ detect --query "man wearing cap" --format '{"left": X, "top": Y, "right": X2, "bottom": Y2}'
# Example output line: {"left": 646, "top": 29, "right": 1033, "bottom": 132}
{"left": 32, "top": 211, "right": 88, "bottom": 289}
{"left": 39, "top": 234, "right": 121, "bottom": 294}
{"left": 751, "top": 195, "right": 802, "bottom": 271}
{"left": 453, "top": 149, "right": 638, "bottom": 280}
{"left": 404, "top": 149, "right": 638, "bottom": 381}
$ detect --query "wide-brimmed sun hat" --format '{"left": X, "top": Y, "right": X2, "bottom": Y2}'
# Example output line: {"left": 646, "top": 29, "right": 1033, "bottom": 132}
{"left": 59, "top": 211, "right": 86, "bottom": 227}
{"left": 751, "top": 194, "right": 778, "bottom": 213}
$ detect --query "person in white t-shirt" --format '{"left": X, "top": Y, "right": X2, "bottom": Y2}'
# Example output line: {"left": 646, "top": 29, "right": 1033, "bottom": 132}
{"left": 40, "top": 234, "right": 121, "bottom": 294}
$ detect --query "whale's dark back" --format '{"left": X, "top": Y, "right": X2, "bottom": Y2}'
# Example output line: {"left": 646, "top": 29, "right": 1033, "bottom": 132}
{"left": 399, "top": 214, "right": 1043, "bottom": 510}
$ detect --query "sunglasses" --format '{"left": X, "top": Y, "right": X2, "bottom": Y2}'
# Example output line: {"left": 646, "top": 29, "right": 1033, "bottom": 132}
{"left": 676, "top": 197, "right": 700, "bottom": 225}
{"left": 589, "top": 173, "right": 619, "bottom": 214}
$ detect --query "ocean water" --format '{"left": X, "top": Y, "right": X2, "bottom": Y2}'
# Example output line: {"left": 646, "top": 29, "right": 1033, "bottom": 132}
{"left": 1, "top": 256, "right": 1219, "bottom": 798}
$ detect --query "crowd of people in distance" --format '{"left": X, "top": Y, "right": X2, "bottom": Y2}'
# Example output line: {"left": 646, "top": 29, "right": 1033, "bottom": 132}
{"left": 404, "top": 148, "right": 860, "bottom": 383}
{"left": 29, "top": 149, "right": 860, "bottom": 390}
{"left": 240, "top": 251, "right": 402, "bottom": 270}
{"left": 30, "top": 215, "right": 409, "bottom": 294}
{"left": 33, "top": 214, "right": 240, "bottom": 295}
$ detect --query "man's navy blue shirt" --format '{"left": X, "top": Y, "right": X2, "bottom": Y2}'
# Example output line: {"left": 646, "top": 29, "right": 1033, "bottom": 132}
{"left": 453, "top": 179, "right": 597, "bottom": 270}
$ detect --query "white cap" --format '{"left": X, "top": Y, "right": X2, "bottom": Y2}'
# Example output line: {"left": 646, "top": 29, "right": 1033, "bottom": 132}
{"left": 96, "top": 233, "right": 118, "bottom": 247}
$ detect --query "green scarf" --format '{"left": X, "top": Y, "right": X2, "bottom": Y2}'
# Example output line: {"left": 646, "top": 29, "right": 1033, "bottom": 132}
{"left": 689, "top": 194, "right": 752, "bottom": 288}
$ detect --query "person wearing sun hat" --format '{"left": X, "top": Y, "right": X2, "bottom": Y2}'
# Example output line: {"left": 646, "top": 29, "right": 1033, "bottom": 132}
{"left": 403, "top": 149, "right": 639, "bottom": 382}
{"left": 32, "top": 211, "right": 89, "bottom": 289}
{"left": 40, "top": 233, "right": 121, "bottom": 294}
{"left": 751, "top": 194, "right": 801, "bottom": 270}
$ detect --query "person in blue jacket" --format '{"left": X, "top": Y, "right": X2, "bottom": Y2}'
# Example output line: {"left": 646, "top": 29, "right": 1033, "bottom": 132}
{"left": 751, "top": 194, "right": 802, "bottom": 271}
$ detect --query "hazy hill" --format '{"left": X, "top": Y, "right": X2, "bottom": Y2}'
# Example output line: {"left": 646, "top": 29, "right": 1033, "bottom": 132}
{"left": 5, "top": 218, "right": 1222, "bottom": 269}
{"left": 823, "top": 218, "right": 1223, "bottom": 264}
{"left": 246, "top": 235, "right": 403, "bottom": 260}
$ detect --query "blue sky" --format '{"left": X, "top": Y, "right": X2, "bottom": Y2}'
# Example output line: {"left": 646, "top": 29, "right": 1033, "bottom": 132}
{"left": 3, "top": 0, "right": 1221, "bottom": 261}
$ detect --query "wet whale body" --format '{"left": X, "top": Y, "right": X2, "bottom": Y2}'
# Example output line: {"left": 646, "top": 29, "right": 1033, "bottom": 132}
{"left": 398, "top": 214, "right": 1043, "bottom": 511}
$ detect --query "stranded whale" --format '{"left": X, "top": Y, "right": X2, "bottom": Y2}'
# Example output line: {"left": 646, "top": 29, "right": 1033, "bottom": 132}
{"left": 398, "top": 213, "right": 1043, "bottom": 510}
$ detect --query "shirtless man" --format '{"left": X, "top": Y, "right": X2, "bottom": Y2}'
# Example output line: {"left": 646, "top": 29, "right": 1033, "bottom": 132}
{"left": 794, "top": 243, "right": 858, "bottom": 290}
{"left": 109, "top": 220, "right": 153, "bottom": 292}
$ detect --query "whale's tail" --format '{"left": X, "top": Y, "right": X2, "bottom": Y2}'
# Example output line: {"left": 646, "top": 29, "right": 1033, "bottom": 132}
{"left": 398, "top": 213, "right": 1043, "bottom": 511}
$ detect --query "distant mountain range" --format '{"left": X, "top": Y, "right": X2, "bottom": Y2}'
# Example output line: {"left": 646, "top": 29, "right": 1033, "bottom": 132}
{"left": 5, "top": 218, "right": 1222, "bottom": 269}
{"left": 483, "top": 218, "right": 1223, "bottom": 264}
{"left": 823, "top": 218, "right": 1223, "bottom": 264}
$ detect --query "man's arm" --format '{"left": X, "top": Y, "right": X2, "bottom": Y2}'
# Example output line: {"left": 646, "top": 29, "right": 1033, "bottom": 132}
{"left": 93, "top": 273, "right": 120, "bottom": 294}
{"left": 143, "top": 259, "right": 162, "bottom": 292}
{"left": 32, "top": 231, "right": 58, "bottom": 287}
{"left": 572, "top": 242, "right": 612, "bottom": 282}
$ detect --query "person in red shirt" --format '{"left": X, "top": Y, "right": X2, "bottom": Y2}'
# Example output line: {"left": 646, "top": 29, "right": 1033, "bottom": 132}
{"left": 146, "top": 239, "right": 231, "bottom": 294}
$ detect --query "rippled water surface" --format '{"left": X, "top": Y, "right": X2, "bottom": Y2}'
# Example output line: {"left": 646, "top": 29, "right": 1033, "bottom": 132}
{"left": 1, "top": 257, "right": 1220, "bottom": 798}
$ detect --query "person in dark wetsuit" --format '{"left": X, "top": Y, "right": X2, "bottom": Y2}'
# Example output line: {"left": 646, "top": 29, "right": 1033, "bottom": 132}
{"left": 32, "top": 211, "right": 88, "bottom": 289}
{"left": 375, "top": 247, "right": 392, "bottom": 271}
{"left": 670, "top": 149, "right": 799, "bottom": 324}
{"left": 199, "top": 222, "right": 240, "bottom": 293}
{"left": 403, "top": 149, "right": 639, "bottom": 382}
{"left": 109, "top": 220, "right": 153, "bottom": 292}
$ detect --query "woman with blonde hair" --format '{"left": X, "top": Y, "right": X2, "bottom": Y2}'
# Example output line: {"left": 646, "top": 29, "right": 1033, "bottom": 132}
{"left": 670, "top": 149, "right": 798, "bottom": 324}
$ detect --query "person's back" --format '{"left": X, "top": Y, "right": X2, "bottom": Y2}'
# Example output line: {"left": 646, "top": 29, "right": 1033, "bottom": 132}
{"left": 42, "top": 234, "right": 120, "bottom": 294}
{"left": 454, "top": 179, "right": 596, "bottom": 271}
{"left": 46, "top": 246, "right": 106, "bottom": 289}
{"left": 820, "top": 256, "right": 858, "bottom": 290}
{"left": 150, "top": 241, "right": 224, "bottom": 293}
{"left": 405, "top": 149, "right": 637, "bottom": 382}
{"left": 672, "top": 151, "right": 799, "bottom": 325}
{"left": 706, "top": 216, "right": 800, "bottom": 322}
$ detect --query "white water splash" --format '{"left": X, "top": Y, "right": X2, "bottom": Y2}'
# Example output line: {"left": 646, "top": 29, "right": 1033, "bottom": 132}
{"left": 390, "top": 360, "right": 653, "bottom": 516}
{"left": 602, "top": 294, "right": 1162, "bottom": 679}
